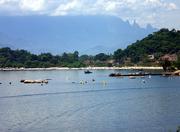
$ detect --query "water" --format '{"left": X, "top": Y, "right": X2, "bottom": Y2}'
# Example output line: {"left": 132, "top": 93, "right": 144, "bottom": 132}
{"left": 0, "top": 70, "right": 180, "bottom": 132}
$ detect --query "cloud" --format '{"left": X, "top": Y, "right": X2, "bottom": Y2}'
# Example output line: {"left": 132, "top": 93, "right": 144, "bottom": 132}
{"left": 52, "top": 0, "right": 83, "bottom": 16}
{"left": 19, "top": 0, "right": 45, "bottom": 11}
{"left": 167, "top": 3, "right": 177, "bottom": 10}
{"left": 0, "top": 0, "right": 179, "bottom": 28}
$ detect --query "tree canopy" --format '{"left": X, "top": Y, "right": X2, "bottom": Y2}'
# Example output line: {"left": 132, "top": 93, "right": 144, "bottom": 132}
{"left": 114, "top": 28, "right": 180, "bottom": 64}
{"left": 0, "top": 28, "right": 180, "bottom": 68}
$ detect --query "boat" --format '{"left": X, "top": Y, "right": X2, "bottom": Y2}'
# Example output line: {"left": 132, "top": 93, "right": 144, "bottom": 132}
{"left": 84, "top": 70, "right": 92, "bottom": 74}
{"left": 20, "top": 79, "right": 48, "bottom": 84}
{"left": 129, "top": 76, "right": 136, "bottom": 79}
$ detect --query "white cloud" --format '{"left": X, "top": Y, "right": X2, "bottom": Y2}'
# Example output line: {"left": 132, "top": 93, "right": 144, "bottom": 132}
{"left": 52, "top": 0, "right": 83, "bottom": 16}
{"left": 19, "top": 0, "right": 45, "bottom": 11}
{"left": 0, "top": 0, "right": 179, "bottom": 28}
{"left": 167, "top": 3, "right": 177, "bottom": 10}
{"left": 104, "top": 1, "right": 117, "bottom": 11}
{"left": 0, "top": 0, "right": 14, "bottom": 5}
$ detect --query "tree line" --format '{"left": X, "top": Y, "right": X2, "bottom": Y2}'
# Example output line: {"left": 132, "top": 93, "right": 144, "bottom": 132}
{"left": 0, "top": 28, "right": 180, "bottom": 69}
{"left": 0, "top": 47, "right": 113, "bottom": 68}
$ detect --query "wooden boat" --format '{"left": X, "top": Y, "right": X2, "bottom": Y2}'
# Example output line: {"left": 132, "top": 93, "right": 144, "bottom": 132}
{"left": 20, "top": 79, "right": 48, "bottom": 84}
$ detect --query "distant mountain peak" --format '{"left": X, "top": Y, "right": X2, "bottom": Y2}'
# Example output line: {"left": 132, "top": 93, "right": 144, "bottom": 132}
{"left": 0, "top": 15, "right": 156, "bottom": 54}
{"left": 146, "top": 23, "right": 154, "bottom": 30}
{"left": 132, "top": 20, "right": 140, "bottom": 28}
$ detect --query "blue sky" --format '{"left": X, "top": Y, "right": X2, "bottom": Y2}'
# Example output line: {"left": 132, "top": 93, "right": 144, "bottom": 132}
{"left": 0, "top": 0, "right": 179, "bottom": 29}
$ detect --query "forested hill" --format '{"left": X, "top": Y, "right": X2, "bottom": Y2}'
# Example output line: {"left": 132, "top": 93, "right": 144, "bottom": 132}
{"left": 0, "top": 28, "right": 180, "bottom": 68}
{"left": 114, "top": 29, "right": 180, "bottom": 63}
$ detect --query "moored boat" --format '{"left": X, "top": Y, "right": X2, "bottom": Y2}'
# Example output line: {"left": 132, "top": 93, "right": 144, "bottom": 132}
{"left": 84, "top": 70, "right": 92, "bottom": 74}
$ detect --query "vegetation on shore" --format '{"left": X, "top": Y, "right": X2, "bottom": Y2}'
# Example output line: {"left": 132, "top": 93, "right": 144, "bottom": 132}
{"left": 0, "top": 47, "right": 114, "bottom": 68}
{"left": 0, "top": 28, "right": 180, "bottom": 69}
{"left": 114, "top": 28, "right": 180, "bottom": 70}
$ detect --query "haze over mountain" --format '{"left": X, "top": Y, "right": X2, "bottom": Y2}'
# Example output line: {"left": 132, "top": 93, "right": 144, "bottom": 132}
{"left": 0, "top": 15, "right": 156, "bottom": 55}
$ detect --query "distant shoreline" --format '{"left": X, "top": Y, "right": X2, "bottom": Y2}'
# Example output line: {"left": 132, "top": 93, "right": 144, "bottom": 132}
{"left": 0, "top": 66, "right": 163, "bottom": 71}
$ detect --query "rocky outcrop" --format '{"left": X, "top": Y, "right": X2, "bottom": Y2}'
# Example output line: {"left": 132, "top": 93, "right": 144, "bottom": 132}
{"left": 20, "top": 80, "right": 48, "bottom": 84}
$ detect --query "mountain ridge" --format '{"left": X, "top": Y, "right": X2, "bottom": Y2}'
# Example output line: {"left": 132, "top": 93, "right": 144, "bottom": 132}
{"left": 0, "top": 15, "right": 156, "bottom": 55}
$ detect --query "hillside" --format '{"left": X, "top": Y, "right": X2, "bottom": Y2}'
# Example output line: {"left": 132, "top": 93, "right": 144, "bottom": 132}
{"left": 114, "top": 29, "right": 180, "bottom": 63}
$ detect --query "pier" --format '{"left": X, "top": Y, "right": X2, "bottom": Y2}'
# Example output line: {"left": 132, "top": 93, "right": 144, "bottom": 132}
{"left": 109, "top": 72, "right": 174, "bottom": 77}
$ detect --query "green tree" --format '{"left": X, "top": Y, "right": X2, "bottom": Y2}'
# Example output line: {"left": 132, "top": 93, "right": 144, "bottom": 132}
{"left": 113, "top": 49, "right": 124, "bottom": 64}
{"left": 95, "top": 53, "right": 109, "bottom": 61}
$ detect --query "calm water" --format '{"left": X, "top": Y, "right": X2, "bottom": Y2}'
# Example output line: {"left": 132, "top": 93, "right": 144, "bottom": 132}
{"left": 0, "top": 70, "right": 180, "bottom": 132}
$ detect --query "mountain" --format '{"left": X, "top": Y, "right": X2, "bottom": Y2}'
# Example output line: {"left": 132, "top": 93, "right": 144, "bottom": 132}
{"left": 0, "top": 15, "right": 156, "bottom": 55}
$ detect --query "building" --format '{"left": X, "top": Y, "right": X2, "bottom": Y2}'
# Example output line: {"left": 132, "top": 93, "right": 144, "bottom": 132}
{"left": 160, "top": 54, "right": 177, "bottom": 62}
{"left": 148, "top": 55, "right": 155, "bottom": 60}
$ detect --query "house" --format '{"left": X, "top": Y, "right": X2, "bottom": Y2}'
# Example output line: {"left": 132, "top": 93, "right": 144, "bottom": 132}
{"left": 106, "top": 59, "right": 115, "bottom": 64}
{"left": 148, "top": 55, "right": 155, "bottom": 60}
{"left": 160, "top": 54, "right": 177, "bottom": 62}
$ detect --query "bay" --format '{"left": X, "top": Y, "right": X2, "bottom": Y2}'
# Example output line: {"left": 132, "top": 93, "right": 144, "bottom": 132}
{"left": 0, "top": 70, "right": 180, "bottom": 132}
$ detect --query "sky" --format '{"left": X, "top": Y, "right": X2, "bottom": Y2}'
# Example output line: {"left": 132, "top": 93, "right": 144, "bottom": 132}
{"left": 0, "top": 0, "right": 179, "bottom": 29}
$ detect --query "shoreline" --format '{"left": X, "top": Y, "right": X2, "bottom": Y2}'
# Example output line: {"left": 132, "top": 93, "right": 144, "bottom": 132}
{"left": 0, "top": 66, "right": 163, "bottom": 71}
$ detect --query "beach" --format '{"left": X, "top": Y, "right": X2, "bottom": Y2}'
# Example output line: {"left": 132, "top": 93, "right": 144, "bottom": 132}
{"left": 0, "top": 66, "right": 163, "bottom": 71}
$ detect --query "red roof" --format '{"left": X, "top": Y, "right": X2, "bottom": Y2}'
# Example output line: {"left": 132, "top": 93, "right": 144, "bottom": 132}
{"left": 160, "top": 54, "right": 177, "bottom": 61}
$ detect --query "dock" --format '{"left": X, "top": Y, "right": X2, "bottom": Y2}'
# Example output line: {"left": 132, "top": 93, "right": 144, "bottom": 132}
{"left": 109, "top": 72, "right": 174, "bottom": 77}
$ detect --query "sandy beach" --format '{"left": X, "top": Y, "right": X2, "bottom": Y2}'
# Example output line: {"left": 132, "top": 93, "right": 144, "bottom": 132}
{"left": 0, "top": 66, "right": 163, "bottom": 71}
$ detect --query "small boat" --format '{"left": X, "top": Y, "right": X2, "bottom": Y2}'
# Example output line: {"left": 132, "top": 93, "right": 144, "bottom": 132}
{"left": 129, "top": 76, "right": 136, "bottom": 79}
{"left": 20, "top": 79, "right": 48, "bottom": 84}
{"left": 84, "top": 70, "right": 92, "bottom": 74}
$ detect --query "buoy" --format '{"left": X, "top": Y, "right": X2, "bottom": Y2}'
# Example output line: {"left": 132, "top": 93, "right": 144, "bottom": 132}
{"left": 142, "top": 80, "right": 146, "bottom": 83}
{"left": 102, "top": 81, "right": 107, "bottom": 85}
{"left": 80, "top": 81, "right": 84, "bottom": 84}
